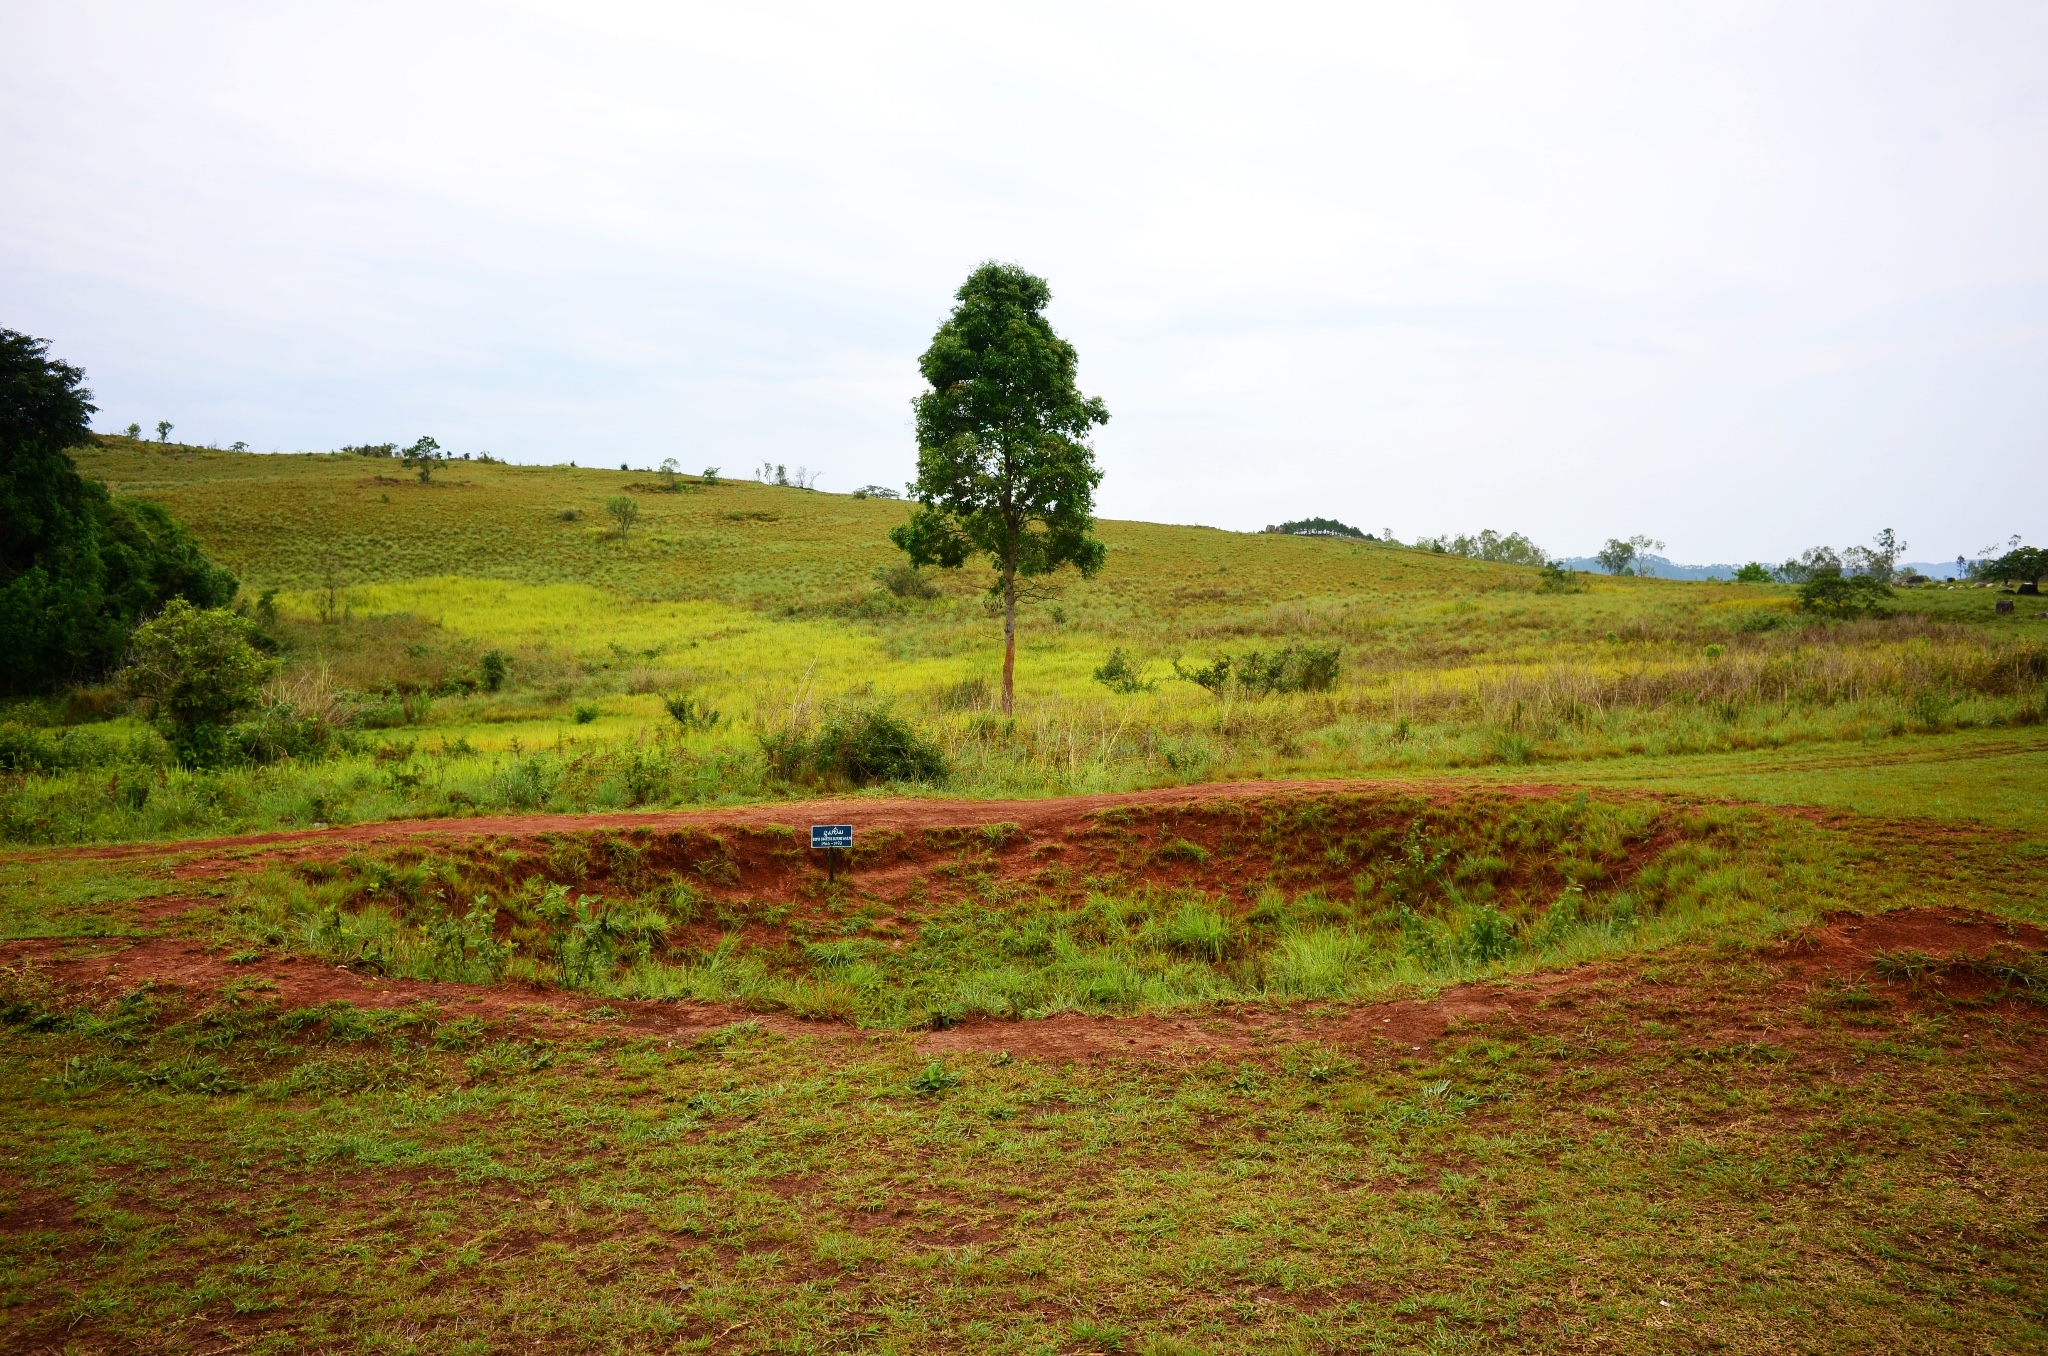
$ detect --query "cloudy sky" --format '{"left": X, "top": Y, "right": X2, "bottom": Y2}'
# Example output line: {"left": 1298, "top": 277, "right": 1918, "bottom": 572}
{"left": 4, "top": 1, "right": 2043, "bottom": 563}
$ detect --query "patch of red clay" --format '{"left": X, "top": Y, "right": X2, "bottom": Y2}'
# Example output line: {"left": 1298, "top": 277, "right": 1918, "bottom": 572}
{"left": 13, "top": 777, "right": 1605, "bottom": 867}
{"left": 8, "top": 908, "right": 2034, "bottom": 1065}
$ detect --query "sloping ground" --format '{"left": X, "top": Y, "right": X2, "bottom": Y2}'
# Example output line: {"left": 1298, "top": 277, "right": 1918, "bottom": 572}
{"left": 2, "top": 905, "right": 2038, "bottom": 1061}
{"left": 5, "top": 785, "right": 2046, "bottom": 1350}
{"left": 16, "top": 782, "right": 1828, "bottom": 1031}
{"left": 3, "top": 907, "right": 2044, "bottom": 1352}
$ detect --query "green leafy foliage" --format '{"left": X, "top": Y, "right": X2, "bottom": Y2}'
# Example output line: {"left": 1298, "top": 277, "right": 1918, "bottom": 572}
{"left": 760, "top": 700, "right": 946, "bottom": 786}
{"left": 1092, "top": 647, "right": 1154, "bottom": 694}
{"left": 1418, "top": 529, "right": 1549, "bottom": 566}
{"left": 1979, "top": 545, "right": 2046, "bottom": 585}
{"left": 120, "top": 599, "right": 274, "bottom": 765}
{"left": 1268, "top": 517, "right": 1366, "bottom": 539}
{"left": 604, "top": 495, "right": 639, "bottom": 541}
{"left": 1596, "top": 535, "right": 1664, "bottom": 576}
{"left": 478, "top": 648, "right": 508, "bottom": 692}
{"left": 871, "top": 561, "right": 940, "bottom": 600}
{"left": 1798, "top": 574, "right": 1892, "bottom": 618}
{"left": 1, "top": 330, "right": 236, "bottom": 693}
{"left": 908, "top": 1061, "right": 960, "bottom": 1094}
{"left": 892, "top": 262, "right": 1109, "bottom": 712}
{"left": 1175, "top": 644, "right": 1340, "bottom": 696}
{"left": 661, "top": 690, "right": 720, "bottom": 732}
{"left": 400, "top": 435, "right": 443, "bottom": 484}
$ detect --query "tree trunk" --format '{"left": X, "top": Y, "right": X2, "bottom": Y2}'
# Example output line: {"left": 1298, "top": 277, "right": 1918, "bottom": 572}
{"left": 1000, "top": 567, "right": 1017, "bottom": 715}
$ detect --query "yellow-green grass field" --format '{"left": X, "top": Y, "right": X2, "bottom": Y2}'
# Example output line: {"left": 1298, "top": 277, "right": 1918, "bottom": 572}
{"left": 3, "top": 440, "right": 2041, "bottom": 846}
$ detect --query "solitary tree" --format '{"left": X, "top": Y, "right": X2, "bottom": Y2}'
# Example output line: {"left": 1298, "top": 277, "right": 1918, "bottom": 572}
{"left": 605, "top": 495, "right": 640, "bottom": 541}
{"left": 402, "top": 435, "right": 443, "bottom": 484}
{"left": 155, "top": 420, "right": 172, "bottom": 443}
{"left": 124, "top": 422, "right": 141, "bottom": 439}
{"left": 891, "top": 262, "right": 1109, "bottom": 714}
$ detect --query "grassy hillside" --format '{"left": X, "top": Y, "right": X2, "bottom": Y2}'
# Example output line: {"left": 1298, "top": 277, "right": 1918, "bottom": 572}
{"left": 5, "top": 444, "right": 2045, "bottom": 1352}
{"left": 0, "top": 438, "right": 2038, "bottom": 845}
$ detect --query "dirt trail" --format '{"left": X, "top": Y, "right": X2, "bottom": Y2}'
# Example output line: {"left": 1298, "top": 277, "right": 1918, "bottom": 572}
{"left": 9, "top": 777, "right": 1617, "bottom": 867}
{"left": 8, "top": 909, "right": 2035, "bottom": 1064}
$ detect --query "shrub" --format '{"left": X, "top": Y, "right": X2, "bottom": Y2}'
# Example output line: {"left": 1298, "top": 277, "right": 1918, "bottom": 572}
{"left": 1798, "top": 575, "right": 1891, "bottom": 618}
{"left": 230, "top": 701, "right": 334, "bottom": 764}
{"left": 662, "top": 691, "right": 720, "bottom": 732}
{"left": 1092, "top": 648, "right": 1154, "bottom": 694}
{"left": 1733, "top": 562, "right": 1773, "bottom": 583}
{"left": 573, "top": 704, "right": 600, "bottom": 724}
{"left": 121, "top": 599, "right": 273, "bottom": 766}
{"left": 604, "top": 495, "right": 639, "bottom": 541}
{"left": 851, "top": 484, "right": 902, "bottom": 500}
{"left": 873, "top": 562, "right": 940, "bottom": 600}
{"left": 479, "top": 649, "right": 508, "bottom": 692}
{"left": 1174, "top": 645, "right": 1339, "bottom": 696}
{"left": 762, "top": 701, "right": 946, "bottom": 786}
{"left": 1237, "top": 644, "right": 1340, "bottom": 695}
{"left": 1536, "top": 561, "right": 1583, "bottom": 593}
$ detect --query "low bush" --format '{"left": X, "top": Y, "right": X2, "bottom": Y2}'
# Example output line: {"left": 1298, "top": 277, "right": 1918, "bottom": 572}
{"left": 873, "top": 562, "right": 941, "bottom": 600}
{"left": 762, "top": 701, "right": 946, "bottom": 786}
{"left": 662, "top": 691, "right": 720, "bottom": 732}
{"left": 1177, "top": 645, "right": 1341, "bottom": 696}
{"left": 1799, "top": 575, "right": 1892, "bottom": 618}
{"left": 1093, "top": 648, "right": 1154, "bottom": 694}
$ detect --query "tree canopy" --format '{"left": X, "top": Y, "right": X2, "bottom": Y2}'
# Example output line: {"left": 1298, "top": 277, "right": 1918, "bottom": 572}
{"left": 892, "top": 262, "right": 1108, "bottom": 713}
{"left": 1980, "top": 545, "right": 2046, "bottom": 585}
{"left": 1268, "top": 518, "right": 1367, "bottom": 539}
{"left": 0, "top": 329, "right": 237, "bottom": 694}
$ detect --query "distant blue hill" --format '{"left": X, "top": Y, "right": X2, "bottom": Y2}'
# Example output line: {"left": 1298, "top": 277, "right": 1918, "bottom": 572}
{"left": 1554, "top": 556, "right": 1973, "bottom": 581}
{"left": 1553, "top": 555, "right": 1741, "bottom": 581}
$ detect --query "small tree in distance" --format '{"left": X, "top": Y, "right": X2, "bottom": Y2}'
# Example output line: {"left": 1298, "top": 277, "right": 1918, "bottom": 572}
{"left": 891, "top": 262, "right": 1109, "bottom": 715}
{"left": 605, "top": 495, "right": 640, "bottom": 541}
{"left": 155, "top": 420, "right": 172, "bottom": 443}
{"left": 402, "top": 436, "right": 443, "bottom": 484}
{"left": 1596, "top": 535, "right": 1665, "bottom": 576}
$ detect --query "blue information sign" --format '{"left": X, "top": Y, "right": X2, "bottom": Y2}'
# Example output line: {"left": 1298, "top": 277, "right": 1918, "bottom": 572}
{"left": 811, "top": 824, "right": 854, "bottom": 850}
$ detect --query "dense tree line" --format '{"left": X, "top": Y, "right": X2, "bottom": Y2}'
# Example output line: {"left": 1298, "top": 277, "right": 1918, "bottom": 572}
{"left": 1, "top": 329, "right": 236, "bottom": 695}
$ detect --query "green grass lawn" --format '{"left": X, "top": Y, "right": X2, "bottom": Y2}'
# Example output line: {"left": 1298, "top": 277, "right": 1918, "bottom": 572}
{"left": 1464, "top": 727, "right": 2048, "bottom": 836}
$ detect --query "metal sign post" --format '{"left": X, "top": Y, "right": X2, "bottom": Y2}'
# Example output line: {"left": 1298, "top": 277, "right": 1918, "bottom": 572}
{"left": 811, "top": 824, "right": 854, "bottom": 883}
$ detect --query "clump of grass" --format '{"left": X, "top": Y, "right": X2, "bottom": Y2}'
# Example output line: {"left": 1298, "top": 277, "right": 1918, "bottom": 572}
{"left": 1873, "top": 947, "right": 2047, "bottom": 1003}
{"left": 761, "top": 700, "right": 946, "bottom": 787}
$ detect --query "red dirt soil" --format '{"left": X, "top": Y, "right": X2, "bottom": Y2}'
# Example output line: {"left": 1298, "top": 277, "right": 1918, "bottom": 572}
{"left": 14, "top": 778, "right": 1636, "bottom": 867}
{"left": 7, "top": 908, "right": 2035, "bottom": 1064}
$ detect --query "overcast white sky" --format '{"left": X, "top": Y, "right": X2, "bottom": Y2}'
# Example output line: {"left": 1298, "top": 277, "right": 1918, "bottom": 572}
{"left": 3, "top": 1, "right": 2043, "bottom": 562}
